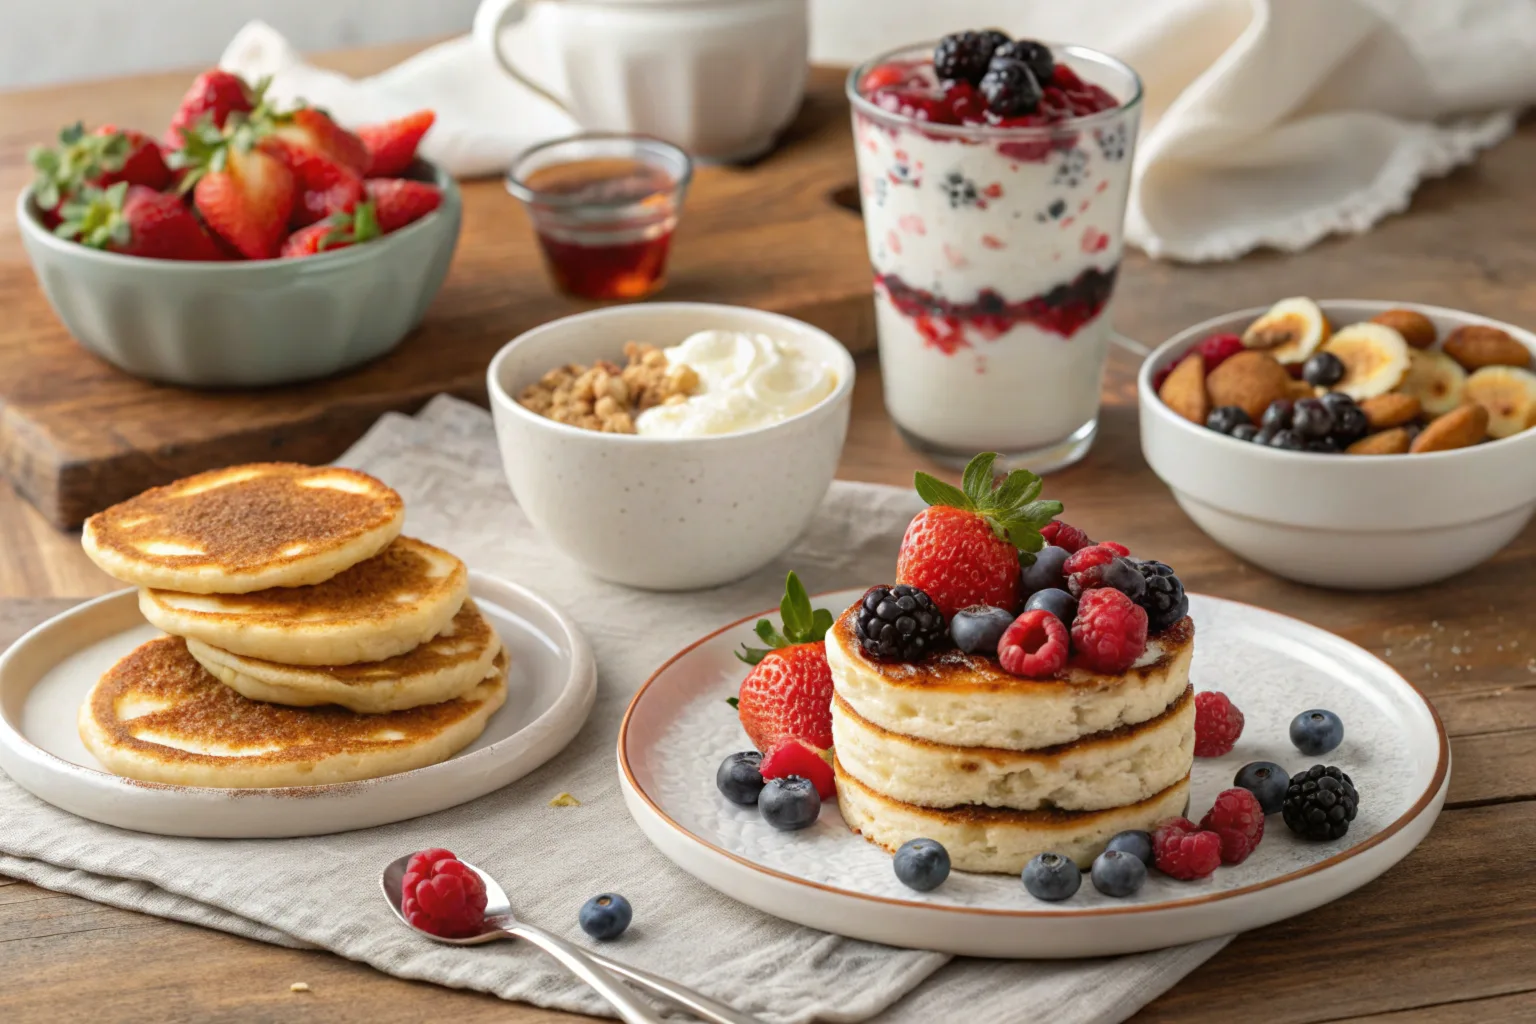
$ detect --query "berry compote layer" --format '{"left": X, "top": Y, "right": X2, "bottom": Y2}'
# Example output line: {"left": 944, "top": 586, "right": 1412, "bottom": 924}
{"left": 849, "top": 33, "right": 1141, "bottom": 458}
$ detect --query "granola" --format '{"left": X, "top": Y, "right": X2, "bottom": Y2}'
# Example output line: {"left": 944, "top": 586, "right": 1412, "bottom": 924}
{"left": 518, "top": 342, "right": 700, "bottom": 433}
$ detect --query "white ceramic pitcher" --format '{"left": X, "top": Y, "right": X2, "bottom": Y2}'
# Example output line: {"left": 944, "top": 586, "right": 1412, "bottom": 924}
{"left": 472, "top": 0, "right": 809, "bottom": 163}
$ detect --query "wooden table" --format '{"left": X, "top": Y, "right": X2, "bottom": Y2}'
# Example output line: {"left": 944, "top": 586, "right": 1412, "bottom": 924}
{"left": 3, "top": 47, "right": 1535, "bottom": 1024}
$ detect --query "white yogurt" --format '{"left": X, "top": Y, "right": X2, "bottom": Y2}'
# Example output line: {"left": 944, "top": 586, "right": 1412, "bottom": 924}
{"left": 635, "top": 330, "right": 838, "bottom": 437}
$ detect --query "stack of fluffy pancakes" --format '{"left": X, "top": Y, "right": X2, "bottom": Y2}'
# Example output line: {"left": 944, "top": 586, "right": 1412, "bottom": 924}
{"left": 77, "top": 463, "right": 507, "bottom": 788}
{"left": 828, "top": 598, "right": 1195, "bottom": 873}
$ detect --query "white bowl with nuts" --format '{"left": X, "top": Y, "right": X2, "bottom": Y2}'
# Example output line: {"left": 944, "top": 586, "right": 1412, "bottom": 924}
{"left": 486, "top": 303, "right": 855, "bottom": 590}
{"left": 1140, "top": 299, "right": 1536, "bottom": 589}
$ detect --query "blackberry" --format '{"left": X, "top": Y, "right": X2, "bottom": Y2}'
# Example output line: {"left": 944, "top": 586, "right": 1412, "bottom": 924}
{"left": 934, "top": 31, "right": 1007, "bottom": 85}
{"left": 979, "top": 60, "right": 1042, "bottom": 116}
{"left": 1130, "top": 559, "right": 1188, "bottom": 632}
{"left": 1282, "top": 765, "right": 1358, "bottom": 841}
{"left": 855, "top": 584, "right": 946, "bottom": 660}
{"left": 992, "top": 39, "right": 1054, "bottom": 86}
{"left": 1206, "top": 405, "right": 1251, "bottom": 435}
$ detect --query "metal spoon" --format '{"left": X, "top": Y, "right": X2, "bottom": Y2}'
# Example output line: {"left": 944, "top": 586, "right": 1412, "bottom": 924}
{"left": 381, "top": 855, "right": 759, "bottom": 1024}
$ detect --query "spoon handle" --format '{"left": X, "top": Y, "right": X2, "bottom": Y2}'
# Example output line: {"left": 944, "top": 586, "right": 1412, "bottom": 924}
{"left": 579, "top": 951, "right": 761, "bottom": 1024}
{"left": 505, "top": 922, "right": 666, "bottom": 1024}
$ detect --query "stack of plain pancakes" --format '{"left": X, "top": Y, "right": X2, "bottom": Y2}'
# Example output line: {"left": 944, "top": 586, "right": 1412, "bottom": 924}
{"left": 827, "top": 602, "right": 1196, "bottom": 873}
{"left": 77, "top": 463, "right": 507, "bottom": 788}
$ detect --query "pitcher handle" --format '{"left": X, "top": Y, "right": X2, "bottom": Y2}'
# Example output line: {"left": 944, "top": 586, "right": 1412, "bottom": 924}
{"left": 472, "top": 0, "right": 572, "bottom": 114}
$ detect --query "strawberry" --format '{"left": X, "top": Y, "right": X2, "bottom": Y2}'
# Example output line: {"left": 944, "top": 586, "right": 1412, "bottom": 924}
{"left": 174, "top": 119, "right": 296, "bottom": 259}
{"left": 735, "top": 572, "right": 835, "bottom": 757}
{"left": 357, "top": 110, "right": 435, "bottom": 177}
{"left": 280, "top": 201, "right": 381, "bottom": 258}
{"left": 56, "top": 182, "right": 224, "bottom": 261}
{"left": 366, "top": 178, "right": 443, "bottom": 232}
{"left": 165, "top": 69, "right": 258, "bottom": 148}
{"left": 291, "top": 170, "right": 365, "bottom": 227}
{"left": 269, "top": 108, "right": 370, "bottom": 177}
{"left": 760, "top": 739, "right": 835, "bottom": 799}
{"left": 29, "top": 123, "right": 171, "bottom": 219}
{"left": 895, "top": 452, "right": 1063, "bottom": 619}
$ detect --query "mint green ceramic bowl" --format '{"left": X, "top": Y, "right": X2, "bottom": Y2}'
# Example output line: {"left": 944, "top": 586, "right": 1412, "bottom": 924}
{"left": 17, "top": 161, "right": 461, "bottom": 388}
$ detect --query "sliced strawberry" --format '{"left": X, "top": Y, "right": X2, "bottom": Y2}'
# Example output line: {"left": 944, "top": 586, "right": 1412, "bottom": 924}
{"left": 357, "top": 110, "right": 435, "bottom": 177}
{"left": 760, "top": 739, "right": 835, "bottom": 799}
{"left": 736, "top": 572, "right": 836, "bottom": 756}
{"left": 29, "top": 123, "right": 171, "bottom": 215}
{"left": 280, "top": 201, "right": 381, "bottom": 258}
{"left": 366, "top": 178, "right": 442, "bottom": 232}
{"left": 265, "top": 132, "right": 366, "bottom": 227}
{"left": 165, "top": 69, "right": 258, "bottom": 148}
{"left": 292, "top": 171, "right": 365, "bottom": 227}
{"left": 269, "top": 108, "right": 369, "bottom": 177}
{"left": 56, "top": 182, "right": 224, "bottom": 261}
{"left": 177, "top": 120, "right": 296, "bottom": 259}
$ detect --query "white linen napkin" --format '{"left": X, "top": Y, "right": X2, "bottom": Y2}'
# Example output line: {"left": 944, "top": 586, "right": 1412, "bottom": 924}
{"left": 218, "top": 0, "right": 1536, "bottom": 262}
{"left": 0, "top": 396, "right": 1227, "bottom": 1024}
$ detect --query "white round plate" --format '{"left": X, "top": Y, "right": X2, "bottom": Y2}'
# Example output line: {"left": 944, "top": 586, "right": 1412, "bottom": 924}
{"left": 0, "top": 571, "right": 596, "bottom": 838}
{"left": 619, "top": 590, "right": 1449, "bottom": 958}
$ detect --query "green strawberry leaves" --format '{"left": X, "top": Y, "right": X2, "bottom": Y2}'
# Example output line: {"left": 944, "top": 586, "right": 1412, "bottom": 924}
{"left": 735, "top": 571, "right": 833, "bottom": 665}
{"left": 913, "top": 452, "right": 1063, "bottom": 567}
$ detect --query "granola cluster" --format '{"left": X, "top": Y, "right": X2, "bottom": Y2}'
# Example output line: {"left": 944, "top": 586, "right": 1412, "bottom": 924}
{"left": 518, "top": 342, "right": 700, "bottom": 433}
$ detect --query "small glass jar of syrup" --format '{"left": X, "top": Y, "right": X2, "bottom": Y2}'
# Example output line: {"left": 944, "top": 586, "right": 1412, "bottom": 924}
{"left": 506, "top": 134, "right": 693, "bottom": 301}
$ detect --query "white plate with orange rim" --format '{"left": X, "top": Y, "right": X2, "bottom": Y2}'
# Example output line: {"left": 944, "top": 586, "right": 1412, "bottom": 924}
{"left": 0, "top": 571, "right": 595, "bottom": 839}
{"left": 618, "top": 589, "right": 1449, "bottom": 958}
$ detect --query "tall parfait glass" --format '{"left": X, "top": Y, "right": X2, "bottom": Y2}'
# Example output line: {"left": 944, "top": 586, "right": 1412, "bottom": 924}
{"left": 847, "top": 42, "right": 1143, "bottom": 472}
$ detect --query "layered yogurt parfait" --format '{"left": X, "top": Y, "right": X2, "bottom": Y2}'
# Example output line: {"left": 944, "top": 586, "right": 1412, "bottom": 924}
{"left": 848, "top": 31, "right": 1142, "bottom": 470}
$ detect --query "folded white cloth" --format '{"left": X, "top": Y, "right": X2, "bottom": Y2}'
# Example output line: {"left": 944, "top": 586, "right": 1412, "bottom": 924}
{"left": 0, "top": 396, "right": 1228, "bottom": 1024}
{"left": 220, "top": 0, "right": 1536, "bottom": 262}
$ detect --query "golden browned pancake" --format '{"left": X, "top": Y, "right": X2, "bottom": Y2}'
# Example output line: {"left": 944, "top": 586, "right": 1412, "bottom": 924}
{"left": 82, "top": 463, "right": 404, "bottom": 594}
{"left": 78, "top": 636, "right": 506, "bottom": 788}
{"left": 186, "top": 599, "right": 503, "bottom": 713}
{"left": 140, "top": 536, "right": 468, "bottom": 666}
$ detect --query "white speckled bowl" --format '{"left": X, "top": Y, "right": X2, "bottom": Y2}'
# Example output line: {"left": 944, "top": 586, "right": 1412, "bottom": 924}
{"left": 486, "top": 303, "right": 856, "bottom": 590}
{"left": 1140, "top": 300, "right": 1536, "bottom": 590}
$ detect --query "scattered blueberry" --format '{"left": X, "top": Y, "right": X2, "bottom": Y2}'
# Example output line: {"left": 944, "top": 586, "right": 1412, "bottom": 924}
{"left": 716, "top": 751, "right": 765, "bottom": 805}
{"left": 1234, "top": 760, "right": 1290, "bottom": 814}
{"left": 1104, "top": 829, "right": 1153, "bottom": 866}
{"left": 950, "top": 605, "right": 1016, "bottom": 656}
{"left": 1268, "top": 429, "right": 1306, "bottom": 451}
{"left": 1024, "top": 587, "right": 1077, "bottom": 625}
{"left": 1261, "top": 399, "right": 1294, "bottom": 432}
{"left": 1090, "top": 849, "right": 1147, "bottom": 897}
{"left": 1291, "top": 398, "right": 1334, "bottom": 439}
{"left": 1022, "top": 852, "right": 1081, "bottom": 901}
{"left": 1230, "top": 423, "right": 1260, "bottom": 443}
{"left": 1021, "top": 545, "right": 1071, "bottom": 595}
{"left": 1290, "top": 709, "right": 1344, "bottom": 756}
{"left": 1206, "top": 405, "right": 1251, "bottom": 435}
{"left": 1331, "top": 402, "right": 1370, "bottom": 444}
{"left": 579, "top": 893, "right": 632, "bottom": 940}
{"left": 1303, "top": 351, "right": 1346, "bottom": 387}
{"left": 893, "top": 838, "right": 952, "bottom": 892}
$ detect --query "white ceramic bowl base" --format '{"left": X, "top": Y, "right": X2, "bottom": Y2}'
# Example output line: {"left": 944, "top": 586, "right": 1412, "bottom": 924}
{"left": 0, "top": 572, "right": 596, "bottom": 838}
{"left": 620, "top": 591, "right": 1449, "bottom": 958}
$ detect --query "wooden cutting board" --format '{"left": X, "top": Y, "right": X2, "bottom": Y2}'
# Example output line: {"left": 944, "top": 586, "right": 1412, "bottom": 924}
{"left": 0, "top": 64, "right": 873, "bottom": 529}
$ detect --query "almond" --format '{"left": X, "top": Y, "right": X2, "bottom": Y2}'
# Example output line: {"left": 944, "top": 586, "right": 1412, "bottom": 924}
{"left": 1442, "top": 325, "right": 1531, "bottom": 372}
{"left": 1286, "top": 378, "right": 1317, "bottom": 401}
{"left": 1370, "top": 309, "right": 1437, "bottom": 350}
{"left": 1158, "top": 353, "right": 1209, "bottom": 425}
{"left": 1409, "top": 403, "right": 1489, "bottom": 453}
{"left": 1346, "top": 428, "right": 1412, "bottom": 455}
{"left": 1205, "top": 350, "right": 1292, "bottom": 422}
{"left": 1359, "top": 393, "right": 1421, "bottom": 430}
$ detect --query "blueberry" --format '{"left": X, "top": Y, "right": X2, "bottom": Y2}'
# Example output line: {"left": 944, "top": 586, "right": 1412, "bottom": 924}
{"left": 1303, "top": 351, "right": 1346, "bottom": 387}
{"left": 579, "top": 893, "right": 632, "bottom": 940}
{"left": 1253, "top": 426, "right": 1277, "bottom": 446}
{"left": 1330, "top": 403, "right": 1369, "bottom": 444}
{"left": 716, "top": 751, "right": 765, "bottom": 806}
{"left": 1268, "top": 428, "right": 1306, "bottom": 451}
{"left": 992, "top": 39, "right": 1053, "bottom": 85}
{"left": 1307, "top": 436, "right": 1342, "bottom": 454}
{"left": 1024, "top": 588, "right": 1077, "bottom": 624}
{"left": 1234, "top": 760, "right": 1290, "bottom": 814}
{"left": 950, "top": 605, "right": 1016, "bottom": 656}
{"left": 1104, "top": 829, "right": 1153, "bottom": 865}
{"left": 1022, "top": 852, "right": 1081, "bottom": 901}
{"left": 1100, "top": 556, "right": 1147, "bottom": 600}
{"left": 1261, "top": 399, "right": 1294, "bottom": 431}
{"left": 893, "top": 838, "right": 951, "bottom": 892}
{"left": 1205, "top": 405, "right": 1251, "bottom": 435}
{"left": 1290, "top": 709, "right": 1344, "bottom": 756}
{"left": 1021, "top": 545, "right": 1071, "bottom": 595}
{"left": 1230, "top": 423, "right": 1260, "bottom": 443}
{"left": 1320, "top": 390, "right": 1356, "bottom": 412}
{"left": 1292, "top": 398, "right": 1334, "bottom": 439}
{"left": 1090, "top": 849, "right": 1147, "bottom": 897}
{"left": 759, "top": 776, "right": 821, "bottom": 830}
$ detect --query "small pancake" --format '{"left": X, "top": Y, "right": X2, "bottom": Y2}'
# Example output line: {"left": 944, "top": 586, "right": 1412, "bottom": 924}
{"left": 78, "top": 636, "right": 507, "bottom": 788}
{"left": 187, "top": 599, "right": 503, "bottom": 713}
{"left": 141, "top": 536, "right": 468, "bottom": 666}
{"left": 835, "top": 757, "right": 1191, "bottom": 873}
{"left": 83, "top": 463, "right": 404, "bottom": 594}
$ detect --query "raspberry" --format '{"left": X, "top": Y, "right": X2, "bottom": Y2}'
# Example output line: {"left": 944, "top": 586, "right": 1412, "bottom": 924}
{"left": 1195, "top": 333, "right": 1245, "bottom": 371}
{"left": 997, "top": 609, "right": 1070, "bottom": 678}
{"left": 1194, "top": 691, "right": 1245, "bottom": 757}
{"left": 1069, "top": 588, "right": 1148, "bottom": 674}
{"left": 1040, "top": 520, "right": 1093, "bottom": 553}
{"left": 1153, "top": 823, "right": 1222, "bottom": 880}
{"left": 1063, "top": 544, "right": 1115, "bottom": 575}
{"left": 401, "top": 849, "right": 488, "bottom": 937}
{"left": 1200, "top": 788, "right": 1265, "bottom": 864}
{"left": 761, "top": 739, "right": 835, "bottom": 799}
